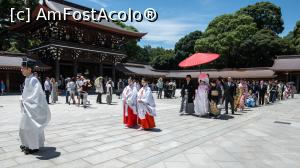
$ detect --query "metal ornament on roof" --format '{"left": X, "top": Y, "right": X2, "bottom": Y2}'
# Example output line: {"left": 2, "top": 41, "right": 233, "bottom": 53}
{"left": 74, "top": 27, "right": 84, "bottom": 43}
{"left": 49, "top": 22, "right": 59, "bottom": 39}
{"left": 97, "top": 53, "right": 108, "bottom": 63}
{"left": 97, "top": 32, "right": 107, "bottom": 47}
{"left": 111, "top": 35, "right": 126, "bottom": 49}
{"left": 48, "top": 47, "right": 63, "bottom": 60}
{"left": 72, "top": 50, "right": 81, "bottom": 60}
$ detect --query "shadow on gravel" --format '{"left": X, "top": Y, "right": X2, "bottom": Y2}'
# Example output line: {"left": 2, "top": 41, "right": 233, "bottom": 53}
{"left": 189, "top": 113, "right": 235, "bottom": 120}
{"left": 146, "top": 128, "right": 162, "bottom": 132}
{"left": 33, "top": 147, "right": 61, "bottom": 160}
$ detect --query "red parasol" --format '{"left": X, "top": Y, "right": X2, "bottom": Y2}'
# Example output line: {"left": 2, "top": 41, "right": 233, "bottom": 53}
{"left": 179, "top": 53, "right": 220, "bottom": 68}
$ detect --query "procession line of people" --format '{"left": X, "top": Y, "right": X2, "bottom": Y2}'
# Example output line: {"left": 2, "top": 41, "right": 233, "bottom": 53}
{"left": 122, "top": 77, "right": 156, "bottom": 130}
{"left": 17, "top": 58, "right": 297, "bottom": 156}
{"left": 179, "top": 74, "right": 297, "bottom": 118}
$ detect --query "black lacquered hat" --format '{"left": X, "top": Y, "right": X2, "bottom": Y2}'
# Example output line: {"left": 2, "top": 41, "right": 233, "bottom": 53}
{"left": 21, "top": 57, "right": 36, "bottom": 69}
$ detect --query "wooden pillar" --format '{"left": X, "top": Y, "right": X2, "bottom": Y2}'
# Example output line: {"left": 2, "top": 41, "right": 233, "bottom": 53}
{"left": 6, "top": 72, "right": 10, "bottom": 93}
{"left": 112, "top": 57, "right": 116, "bottom": 83}
{"left": 55, "top": 59, "right": 60, "bottom": 81}
{"left": 99, "top": 62, "right": 103, "bottom": 76}
{"left": 73, "top": 61, "right": 78, "bottom": 76}
{"left": 112, "top": 63, "right": 116, "bottom": 83}
{"left": 296, "top": 74, "right": 300, "bottom": 93}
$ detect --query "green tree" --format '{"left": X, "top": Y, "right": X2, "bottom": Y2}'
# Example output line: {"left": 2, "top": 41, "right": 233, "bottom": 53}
{"left": 237, "top": 2, "right": 284, "bottom": 34}
{"left": 240, "top": 29, "right": 295, "bottom": 67}
{"left": 150, "top": 47, "right": 174, "bottom": 70}
{"left": 292, "top": 21, "right": 300, "bottom": 53}
{"left": 195, "top": 14, "right": 258, "bottom": 68}
{"left": 173, "top": 30, "right": 202, "bottom": 69}
{"left": 0, "top": 0, "right": 39, "bottom": 52}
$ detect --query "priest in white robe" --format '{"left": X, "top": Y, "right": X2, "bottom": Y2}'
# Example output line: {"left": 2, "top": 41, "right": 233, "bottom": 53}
{"left": 137, "top": 78, "right": 156, "bottom": 130}
{"left": 122, "top": 77, "right": 138, "bottom": 128}
{"left": 19, "top": 58, "right": 51, "bottom": 155}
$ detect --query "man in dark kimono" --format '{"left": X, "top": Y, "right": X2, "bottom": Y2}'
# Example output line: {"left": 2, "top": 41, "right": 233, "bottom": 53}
{"left": 258, "top": 80, "right": 267, "bottom": 105}
{"left": 223, "top": 77, "right": 236, "bottom": 114}
{"left": 180, "top": 75, "right": 195, "bottom": 114}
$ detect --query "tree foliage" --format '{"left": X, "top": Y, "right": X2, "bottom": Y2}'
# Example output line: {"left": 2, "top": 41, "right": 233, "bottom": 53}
{"left": 0, "top": 0, "right": 39, "bottom": 52}
{"left": 237, "top": 2, "right": 284, "bottom": 34}
{"left": 292, "top": 21, "right": 300, "bottom": 53}
{"left": 195, "top": 14, "right": 258, "bottom": 68}
{"left": 173, "top": 30, "right": 202, "bottom": 68}
{"left": 191, "top": 2, "right": 295, "bottom": 69}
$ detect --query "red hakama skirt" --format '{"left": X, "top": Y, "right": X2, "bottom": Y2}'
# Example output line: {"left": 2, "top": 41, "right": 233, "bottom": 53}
{"left": 123, "top": 105, "right": 137, "bottom": 128}
{"left": 138, "top": 113, "right": 156, "bottom": 129}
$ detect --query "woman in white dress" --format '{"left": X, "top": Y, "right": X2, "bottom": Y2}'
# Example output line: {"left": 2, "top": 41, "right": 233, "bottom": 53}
{"left": 194, "top": 79, "right": 209, "bottom": 117}
{"left": 95, "top": 76, "right": 104, "bottom": 104}
{"left": 50, "top": 78, "right": 58, "bottom": 103}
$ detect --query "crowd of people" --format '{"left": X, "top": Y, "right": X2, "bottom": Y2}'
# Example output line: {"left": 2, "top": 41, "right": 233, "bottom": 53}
{"left": 39, "top": 74, "right": 142, "bottom": 108}
{"left": 179, "top": 74, "right": 297, "bottom": 118}
{"left": 155, "top": 77, "right": 177, "bottom": 99}
{"left": 0, "top": 80, "right": 5, "bottom": 95}
{"left": 15, "top": 57, "right": 299, "bottom": 155}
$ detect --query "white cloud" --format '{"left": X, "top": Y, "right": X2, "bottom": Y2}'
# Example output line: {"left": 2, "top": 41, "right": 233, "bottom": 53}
{"left": 87, "top": 0, "right": 108, "bottom": 8}
{"left": 128, "top": 19, "right": 207, "bottom": 48}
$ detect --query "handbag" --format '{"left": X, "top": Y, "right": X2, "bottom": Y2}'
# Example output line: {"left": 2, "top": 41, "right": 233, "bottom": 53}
{"left": 106, "top": 94, "right": 112, "bottom": 104}
{"left": 211, "top": 90, "right": 219, "bottom": 96}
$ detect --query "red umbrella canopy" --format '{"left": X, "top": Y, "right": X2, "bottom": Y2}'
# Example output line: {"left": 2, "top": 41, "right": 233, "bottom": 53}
{"left": 179, "top": 53, "right": 220, "bottom": 68}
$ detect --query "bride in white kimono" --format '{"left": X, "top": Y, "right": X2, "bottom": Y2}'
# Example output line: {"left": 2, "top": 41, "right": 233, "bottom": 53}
{"left": 194, "top": 79, "right": 209, "bottom": 117}
{"left": 20, "top": 58, "right": 51, "bottom": 154}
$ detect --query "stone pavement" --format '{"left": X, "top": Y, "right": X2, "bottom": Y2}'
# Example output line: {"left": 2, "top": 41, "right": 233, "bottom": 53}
{"left": 0, "top": 93, "right": 300, "bottom": 168}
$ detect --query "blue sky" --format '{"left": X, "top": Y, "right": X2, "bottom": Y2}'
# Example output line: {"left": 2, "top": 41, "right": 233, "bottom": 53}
{"left": 68, "top": 0, "right": 300, "bottom": 49}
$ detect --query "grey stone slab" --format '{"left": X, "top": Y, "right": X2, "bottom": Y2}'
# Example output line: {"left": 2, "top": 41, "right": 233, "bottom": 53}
{"left": 52, "top": 159, "right": 91, "bottom": 168}
{"left": 9, "top": 160, "right": 55, "bottom": 168}
{"left": 63, "top": 141, "right": 103, "bottom": 152}
{"left": 52, "top": 148, "right": 98, "bottom": 164}
{"left": 146, "top": 162, "right": 166, "bottom": 168}
{"left": 0, "top": 95, "right": 300, "bottom": 168}
{"left": 121, "top": 141, "right": 159, "bottom": 152}
{"left": 92, "top": 159, "right": 127, "bottom": 168}
{"left": 118, "top": 148, "right": 160, "bottom": 164}
{"left": 83, "top": 148, "right": 129, "bottom": 165}
{"left": 217, "top": 161, "right": 245, "bottom": 168}
{"left": 0, "top": 151, "right": 24, "bottom": 161}
{"left": 0, "top": 159, "right": 18, "bottom": 168}
{"left": 150, "top": 141, "right": 183, "bottom": 152}
{"left": 15, "top": 154, "right": 40, "bottom": 164}
{"left": 94, "top": 140, "right": 130, "bottom": 152}
{"left": 163, "top": 162, "right": 191, "bottom": 168}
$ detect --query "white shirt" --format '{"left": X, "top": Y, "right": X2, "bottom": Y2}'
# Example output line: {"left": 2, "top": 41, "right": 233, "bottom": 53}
{"left": 44, "top": 80, "right": 51, "bottom": 91}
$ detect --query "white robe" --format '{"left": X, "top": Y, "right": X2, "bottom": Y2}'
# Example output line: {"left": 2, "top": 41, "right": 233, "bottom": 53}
{"left": 122, "top": 84, "right": 138, "bottom": 116}
{"left": 20, "top": 74, "right": 51, "bottom": 149}
{"left": 194, "top": 84, "right": 209, "bottom": 116}
{"left": 137, "top": 86, "right": 156, "bottom": 119}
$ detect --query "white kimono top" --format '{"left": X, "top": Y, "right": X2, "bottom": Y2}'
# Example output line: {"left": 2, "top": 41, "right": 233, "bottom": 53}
{"left": 122, "top": 84, "right": 138, "bottom": 116}
{"left": 137, "top": 86, "right": 156, "bottom": 119}
{"left": 20, "top": 74, "right": 51, "bottom": 149}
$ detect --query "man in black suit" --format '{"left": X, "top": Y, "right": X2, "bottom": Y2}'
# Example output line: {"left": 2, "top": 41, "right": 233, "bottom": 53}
{"left": 180, "top": 75, "right": 195, "bottom": 114}
{"left": 258, "top": 80, "right": 267, "bottom": 105}
{"left": 223, "top": 77, "right": 236, "bottom": 114}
